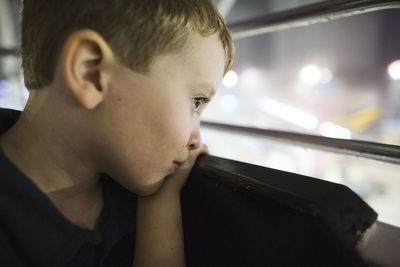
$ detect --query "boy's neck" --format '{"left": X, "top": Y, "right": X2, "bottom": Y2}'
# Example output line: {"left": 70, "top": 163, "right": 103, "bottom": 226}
{"left": 0, "top": 91, "right": 103, "bottom": 230}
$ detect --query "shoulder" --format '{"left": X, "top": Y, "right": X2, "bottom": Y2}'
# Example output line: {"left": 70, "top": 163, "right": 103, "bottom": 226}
{"left": 102, "top": 175, "right": 138, "bottom": 227}
{"left": 0, "top": 227, "right": 26, "bottom": 267}
{"left": 0, "top": 108, "right": 21, "bottom": 135}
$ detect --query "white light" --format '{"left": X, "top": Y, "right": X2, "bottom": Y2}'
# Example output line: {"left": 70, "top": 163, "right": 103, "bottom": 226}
{"left": 222, "top": 70, "right": 239, "bottom": 88}
{"left": 388, "top": 60, "right": 400, "bottom": 80}
{"left": 320, "top": 68, "right": 333, "bottom": 84}
{"left": 200, "top": 128, "right": 209, "bottom": 144}
{"left": 300, "top": 65, "right": 320, "bottom": 85}
{"left": 240, "top": 68, "right": 261, "bottom": 89}
{"left": 0, "top": 80, "right": 14, "bottom": 109}
{"left": 257, "top": 97, "right": 318, "bottom": 130}
{"left": 265, "top": 152, "right": 295, "bottom": 173}
{"left": 319, "top": 122, "right": 352, "bottom": 139}
{"left": 0, "top": 80, "right": 12, "bottom": 92}
{"left": 219, "top": 94, "right": 239, "bottom": 112}
{"left": 20, "top": 73, "right": 30, "bottom": 101}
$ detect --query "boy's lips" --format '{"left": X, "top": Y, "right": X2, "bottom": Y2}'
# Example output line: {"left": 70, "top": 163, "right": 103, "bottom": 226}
{"left": 171, "top": 160, "right": 186, "bottom": 173}
{"left": 173, "top": 161, "right": 183, "bottom": 169}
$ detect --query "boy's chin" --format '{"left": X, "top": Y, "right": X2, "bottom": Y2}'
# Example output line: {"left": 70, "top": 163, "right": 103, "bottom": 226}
{"left": 133, "top": 179, "right": 165, "bottom": 197}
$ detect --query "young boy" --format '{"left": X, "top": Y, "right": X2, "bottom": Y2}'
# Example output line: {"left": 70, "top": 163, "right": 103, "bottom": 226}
{"left": 0, "top": 0, "right": 233, "bottom": 266}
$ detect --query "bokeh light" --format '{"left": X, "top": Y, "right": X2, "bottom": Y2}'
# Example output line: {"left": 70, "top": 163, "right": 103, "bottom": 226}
{"left": 320, "top": 68, "right": 333, "bottom": 84}
{"left": 388, "top": 60, "right": 400, "bottom": 80}
{"left": 222, "top": 70, "right": 239, "bottom": 88}
{"left": 300, "top": 65, "right": 320, "bottom": 85}
{"left": 257, "top": 97, "right": 319, "bottom": 130}
{"left": 240, "top": 68, "right": 262, "bottom": 89}
{"left": 218, "top": 94, "right": 239, "bottom": 112}
{"left": 319, "top": 121, "right": 352, "bottom": 139}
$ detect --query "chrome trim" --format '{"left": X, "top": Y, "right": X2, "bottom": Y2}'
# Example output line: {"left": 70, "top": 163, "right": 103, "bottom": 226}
{"left": 201, "top": 121, "right": 400, "bottom": 164}
{"left": 229, "top": 0, "right": 400, "bottom": 40}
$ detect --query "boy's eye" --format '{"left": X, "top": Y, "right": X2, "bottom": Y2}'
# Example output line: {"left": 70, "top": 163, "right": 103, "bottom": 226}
{"left": 193, "top": 97, "right": 210, "bottom": 113}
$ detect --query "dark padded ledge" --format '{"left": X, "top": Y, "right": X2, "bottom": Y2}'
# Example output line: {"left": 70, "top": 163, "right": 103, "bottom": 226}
{"left": 182, "top": 155, "right": 390, "bottom": 266}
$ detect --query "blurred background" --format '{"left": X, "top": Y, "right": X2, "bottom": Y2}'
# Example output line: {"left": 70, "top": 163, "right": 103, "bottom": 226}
{"left": 208, "top": 0, "right": 400, "bottom": 145}
{"left": 0, "top": 0, "right": 399, "bottom": 225}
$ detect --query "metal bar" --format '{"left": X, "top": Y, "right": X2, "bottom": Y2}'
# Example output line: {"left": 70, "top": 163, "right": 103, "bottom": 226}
{"left": 0, "top": 47, "right": 19, "bottom": 56}
{"left": 228, "top": 0, "right": 400, "bottom": 40}
{"left": 2, "top": 0, "right": 400, "bottom": 55}
{"left": 201, "top": 121, "right": 400, "bottom": 164}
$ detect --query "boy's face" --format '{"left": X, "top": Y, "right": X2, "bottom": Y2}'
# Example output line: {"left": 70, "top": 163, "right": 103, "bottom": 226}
{"left": 94, "top": 34, "right": 226, "bottom": 195}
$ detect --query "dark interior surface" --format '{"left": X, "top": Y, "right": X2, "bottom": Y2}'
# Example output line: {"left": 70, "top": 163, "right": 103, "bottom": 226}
{"left": 181, "top": 155, "right": 379, "bottom": 267}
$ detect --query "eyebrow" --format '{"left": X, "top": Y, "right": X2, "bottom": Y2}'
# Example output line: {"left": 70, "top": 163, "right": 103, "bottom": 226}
{"left": 195, "top": 82, "right": 216, "bottom": 96}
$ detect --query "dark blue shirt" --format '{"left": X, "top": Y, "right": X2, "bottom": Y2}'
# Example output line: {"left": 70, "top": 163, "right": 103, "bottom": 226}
{"left": 0, "top": 108, "right": 137, "bottom": 266}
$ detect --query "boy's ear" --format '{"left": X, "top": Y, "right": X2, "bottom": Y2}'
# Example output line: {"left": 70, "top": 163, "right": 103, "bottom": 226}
{"left": 61, "top": 30, "right": 114, "bottom": 109}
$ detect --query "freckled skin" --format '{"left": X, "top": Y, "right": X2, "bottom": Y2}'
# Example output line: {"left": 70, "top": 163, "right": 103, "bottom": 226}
{"left": 90, "top": 33, "right": 226, "bottom": 196}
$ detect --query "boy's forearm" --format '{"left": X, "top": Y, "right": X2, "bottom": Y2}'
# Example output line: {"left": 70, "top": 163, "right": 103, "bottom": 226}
{"left": 133, "top": 191, "right": 185, "bottom": 267}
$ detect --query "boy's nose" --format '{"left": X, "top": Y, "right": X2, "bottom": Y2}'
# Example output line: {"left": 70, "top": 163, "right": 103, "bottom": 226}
{"left": 188, "top": 137, "right": 200, "bottom": 150}
{"left": 187, "top": 118, "right": 201, "bottom": 150}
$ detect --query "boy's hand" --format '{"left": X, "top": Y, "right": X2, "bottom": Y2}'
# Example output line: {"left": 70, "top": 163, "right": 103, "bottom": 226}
{"left": 133, "top": 144, "right": 208, "bottom": 267}
{"left": 157, "top": 144, "right": 208, "bottom": 196}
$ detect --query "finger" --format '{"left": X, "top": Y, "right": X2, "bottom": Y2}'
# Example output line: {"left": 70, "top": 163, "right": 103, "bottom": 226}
{"left": 193, "top": 143, "right": 208, "bottom": 155}
{"left": 202, "top": 143, "right": 209, "bottom": 154}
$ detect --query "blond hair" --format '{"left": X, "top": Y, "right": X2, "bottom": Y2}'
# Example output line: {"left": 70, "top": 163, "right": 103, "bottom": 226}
{"left": 22, "top": 0, "right": 234, "bottom": 90}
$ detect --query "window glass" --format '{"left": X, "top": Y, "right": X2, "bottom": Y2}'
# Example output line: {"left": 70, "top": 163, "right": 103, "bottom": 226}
{"left": 203, "top": 8, "right": 400, "bottom": 145}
